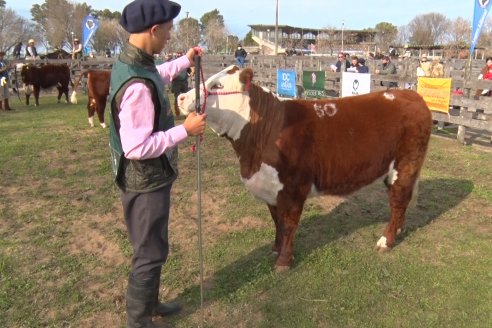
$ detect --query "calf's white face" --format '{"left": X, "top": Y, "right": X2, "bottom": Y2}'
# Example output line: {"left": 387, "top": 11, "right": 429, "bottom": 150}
{"left": 178, "top": 65, "right": 252, "bottom": 141}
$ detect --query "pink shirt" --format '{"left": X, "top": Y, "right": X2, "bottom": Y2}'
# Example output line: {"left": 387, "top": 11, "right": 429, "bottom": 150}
{"left": 119, "top": 55, "right": 191, "bottom": 160}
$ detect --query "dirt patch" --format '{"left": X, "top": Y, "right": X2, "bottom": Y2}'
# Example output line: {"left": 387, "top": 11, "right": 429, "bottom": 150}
{"left": 68, "top": 213, "right": 126, "bottom": 268}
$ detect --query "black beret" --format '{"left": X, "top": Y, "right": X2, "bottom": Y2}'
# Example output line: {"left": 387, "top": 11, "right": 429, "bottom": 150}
{"left": 120, "top": 0, "right": 181, "bottom": 33}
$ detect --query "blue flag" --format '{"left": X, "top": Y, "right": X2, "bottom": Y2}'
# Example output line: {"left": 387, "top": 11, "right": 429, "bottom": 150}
{"left": 82, "top": 15, "right": 100, "bottom": 55}
{"left": 470, "top": 0, "right": 492, "bottom": 56}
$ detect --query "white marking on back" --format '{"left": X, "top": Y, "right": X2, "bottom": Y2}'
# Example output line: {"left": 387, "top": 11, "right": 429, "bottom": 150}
{"left": 387, "top": 160, "right": 398, "bottom": 185}
{"left": 313, "top": 103, "right": 338, "bottom": 118}
{"left": 384, "top": 92, "right": 395, "bottom": 101}
{"left": 242, "top": 163, "right": 283, "bottom": 205}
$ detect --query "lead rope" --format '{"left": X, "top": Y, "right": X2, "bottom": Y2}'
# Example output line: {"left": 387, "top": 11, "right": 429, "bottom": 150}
{"left": 194, "top": 54, "right": 205, "bottom": 328}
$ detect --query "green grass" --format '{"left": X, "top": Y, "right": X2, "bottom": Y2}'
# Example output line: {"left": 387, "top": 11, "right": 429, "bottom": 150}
{"left": 0, "top": 96, "right": 491, "bottom": 327}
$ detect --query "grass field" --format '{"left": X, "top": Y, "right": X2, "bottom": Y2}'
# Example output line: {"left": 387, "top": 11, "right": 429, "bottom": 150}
{"left": 0, "top": 96, "right": 491, "bottom": 327}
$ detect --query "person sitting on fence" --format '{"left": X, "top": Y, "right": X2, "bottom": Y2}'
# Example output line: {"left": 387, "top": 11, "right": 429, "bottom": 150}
{"left": 420, "top": 54, "right": 431, "bottom": 77}
{"left": 375, "top": 55, "right": 398, "bottom": 88}
{"left": 26, "top": 39, "right": 39, "bottom": 60}
{"left": 430, "top": 57, "right": 444, "bottom": 78}
{"left": 475, "top": 56, "right": 492, "bottom": 97}
{"left": 13, "top": 42, "right": 23, "bottom": 60}
{"left": 72, "top": 38, "right": 83, "bottom": 59}
{"left": 234, "top": 44, "right": 247, "bottom": 68}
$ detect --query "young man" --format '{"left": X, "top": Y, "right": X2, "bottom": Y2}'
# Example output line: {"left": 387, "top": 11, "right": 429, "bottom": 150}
{"left": 109, "top": 0, "right": 207, "bottom": 326}
{"left": 0, "top": 51, "right": 13, "bottom": 111}
{"left": 234, "top": 44, "right": 247, "bottom": 68}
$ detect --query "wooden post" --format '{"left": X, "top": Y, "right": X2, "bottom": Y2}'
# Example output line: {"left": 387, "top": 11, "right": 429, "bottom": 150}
{"left": 457, "top": 107, "right": 467, "bottom": 144}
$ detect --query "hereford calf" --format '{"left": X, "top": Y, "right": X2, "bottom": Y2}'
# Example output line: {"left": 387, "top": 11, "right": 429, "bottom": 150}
{"left": 179, "top": 65, "right": 432, "bottom": 272}
{"left": 71, "top": 70, "right": 111, "bottom": 128}
{"left": 19, "top": 64, "right": 71, "bottom": 106}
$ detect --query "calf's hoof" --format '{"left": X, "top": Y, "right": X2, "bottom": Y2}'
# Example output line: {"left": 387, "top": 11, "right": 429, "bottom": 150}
{"left": 374, "top": 236, "right": 392, "bottom": 253}
{"left": 274, "top": 265, "right": 290, "bottom": 273}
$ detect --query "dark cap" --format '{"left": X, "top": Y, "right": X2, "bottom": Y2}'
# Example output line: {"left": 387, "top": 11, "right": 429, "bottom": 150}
{"left": 120, "top": 0, "right": 181, "bottom": 33}
{"left": 358, "top": 57, "right": 365, "bottom": 64}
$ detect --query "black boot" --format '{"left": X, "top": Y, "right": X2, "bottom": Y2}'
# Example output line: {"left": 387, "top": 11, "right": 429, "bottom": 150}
{"left": 126, "top": 274, "right": 159, "bottom": 328}
{"left": 4, "top": 99, "right": 13, "bottom": 111}
{"left": 152, "top": 268, "right": 182, "bottom": 317}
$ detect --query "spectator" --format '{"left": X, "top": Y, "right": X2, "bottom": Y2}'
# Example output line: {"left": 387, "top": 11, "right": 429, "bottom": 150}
{"left": 475, "top": 57, "right": 492, "bottom": 97}
{"left": 331, "top": 52, "right": 351, "bottom": 72}
{"left": 13, "top": 42, "right": 23, "bottom": 59}
{"left": 375, "top": 55, "right": 398, "bottom": 88}
{"left": 0, "top": 51, "right": 13, "bottom": 111}
{"left": 356, "top": 57, "right": 369, "bottom": 73}
{"left": 420, "top": 54, "right": 431, "bottom": 77}
{"left": 234, "top": 44, "right": 247, "bottom": 68}
{"left": 72, "top": 38, "right": 83, "bottom": 59}
{"left": 347, "top": 55, "right": 359, "bottom": 72}
{"left": 26, "top": 39, "right": 39, "bottom": 60}
{"left": 430, "top": 57, "right": 444, "bottom": 78}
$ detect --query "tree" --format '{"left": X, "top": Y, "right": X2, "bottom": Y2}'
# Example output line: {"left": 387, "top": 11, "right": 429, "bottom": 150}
{"left": 0, "top": 0, "right": 6, "bottom": 8}
{"left": 374, "top": 22, "right": 398, "bottom": 52}
{"left": 31, "top": 0, "right": 92, "bottom": 51}
{"left": 0, "top": 7, "right": 38, "bottom": 52}
{"left": 200, "top": 9, "right": 224, "bottom": 33}
{"left": 395, "top": 25, "right": 411, "bottom": 47}
{"left": 203, "top": 19, "right": 227, "bottom": 54}
{"left": 91, "top": 18, "right": 127, "bottom": 54}
{"left": 242, "top": 31, "right": 254, "bottom": 46}
{"left": 316, "top": 26, "right": 338, "bottom": 55}
{"left": 93, "top": 9, "right": 121, "bottom": 20}
{"left": 408, "top": 12, "right": 451, "bottom": 46}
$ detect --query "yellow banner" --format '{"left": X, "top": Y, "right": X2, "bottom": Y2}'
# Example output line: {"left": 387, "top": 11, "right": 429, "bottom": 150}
{"left": 417, "top": 78, "right": 452, "bottom": 113}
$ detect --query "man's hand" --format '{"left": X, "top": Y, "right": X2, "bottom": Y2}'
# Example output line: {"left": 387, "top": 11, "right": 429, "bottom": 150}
{"left": 186, "top": 47, "right": 203, "bottom": 66}
{"left": 183, "top": 112, "right": 207, "bottom": 136}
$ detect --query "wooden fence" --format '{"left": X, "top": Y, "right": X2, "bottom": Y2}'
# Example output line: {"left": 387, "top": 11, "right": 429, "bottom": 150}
{"left": 12, "top": 55, "right": 492, "bottom": 145}
{"left": 201, "top": 55, "right": 491, "bottom": 145}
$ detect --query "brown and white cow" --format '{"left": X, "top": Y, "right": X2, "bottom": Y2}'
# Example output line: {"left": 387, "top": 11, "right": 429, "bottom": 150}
{"left": 19, "top": 64, "right": 71, "bottom": 106}
{"left": 179, "top": 65, "right": 432, "bottom": 272}
{"left": 71, "top": 70, "right": 111, "bottom": 128}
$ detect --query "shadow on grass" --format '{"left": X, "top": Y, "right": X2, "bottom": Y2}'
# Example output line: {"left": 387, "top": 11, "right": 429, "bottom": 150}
{"left": 170, "top": 178, "right": 473, "bottom": 321}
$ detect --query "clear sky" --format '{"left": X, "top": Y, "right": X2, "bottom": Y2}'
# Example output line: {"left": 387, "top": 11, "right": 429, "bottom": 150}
{"left": 7, "top": 0, "right": 475, "bottom": 39}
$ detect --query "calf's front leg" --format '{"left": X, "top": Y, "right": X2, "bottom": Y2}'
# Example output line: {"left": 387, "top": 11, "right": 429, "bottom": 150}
{"left": 274, "top": 200, "right": 304, "bottom": 273}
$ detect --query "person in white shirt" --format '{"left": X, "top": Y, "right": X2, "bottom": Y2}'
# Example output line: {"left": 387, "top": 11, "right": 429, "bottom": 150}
{"left": 72, "top": 38, "right": 82, "bottom": 59}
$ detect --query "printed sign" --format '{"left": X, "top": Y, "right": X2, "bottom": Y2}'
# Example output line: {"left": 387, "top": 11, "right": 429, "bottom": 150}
{"left": 303, "top": 71, "right": 326, "bottom": 98}
{"left": 277, "top": 70, "right": 297, "bottom": 97}
{"left": 341, "top": 72, "right": 371, "bottom": 97}
{"left": 471, "top": 0, "right": 492, "bottom": 56}
{"left": 417, "top": 77, "right": 452, "bottom": 113}
{"left": 82, "top": 15, "right": 100, "bottom": 55}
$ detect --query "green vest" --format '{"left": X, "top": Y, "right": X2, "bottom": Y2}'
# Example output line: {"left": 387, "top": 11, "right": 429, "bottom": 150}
{"left": 109, "top": 45, "right": 178, "bottom": 193}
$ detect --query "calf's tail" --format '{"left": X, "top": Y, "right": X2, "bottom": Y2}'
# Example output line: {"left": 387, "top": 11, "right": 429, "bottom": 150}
{"left": 70, "top": 71, "right": 89, "bottom": 104}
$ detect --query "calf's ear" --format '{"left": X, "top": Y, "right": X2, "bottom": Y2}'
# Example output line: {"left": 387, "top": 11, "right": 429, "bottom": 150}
{"left": 239, "top": 68, "right": 254, "bottom": 85}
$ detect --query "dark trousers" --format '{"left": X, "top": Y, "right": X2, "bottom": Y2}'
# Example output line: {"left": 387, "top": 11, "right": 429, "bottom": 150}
{"left": 121, "top": 185, "right": 172, "bottom": 280}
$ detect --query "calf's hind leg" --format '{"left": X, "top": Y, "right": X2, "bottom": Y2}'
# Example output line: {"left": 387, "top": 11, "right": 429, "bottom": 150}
{"left": 87, "top": 98, "right": 97, "bottom": 127}
{"left": 376, "top": 163, "right": 421, "bottom": 252}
